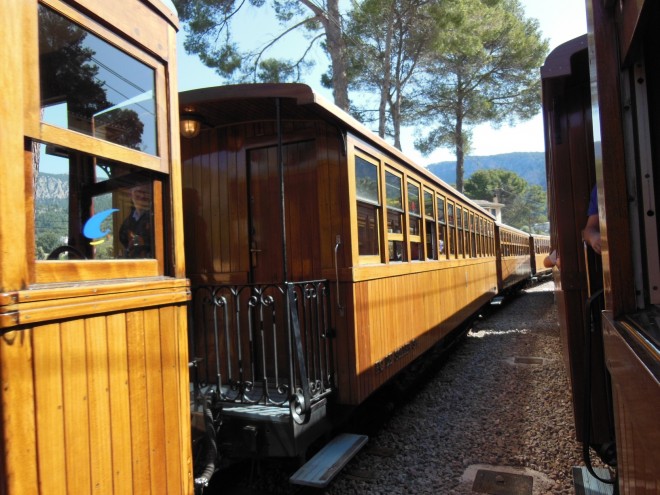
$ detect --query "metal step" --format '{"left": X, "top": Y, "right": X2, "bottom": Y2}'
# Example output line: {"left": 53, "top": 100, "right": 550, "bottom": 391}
{"left": 572, "top": 466, "right": 614, "bottom": 495}
{"left": 289, "top": 433, "right": 368, "bottom": 488}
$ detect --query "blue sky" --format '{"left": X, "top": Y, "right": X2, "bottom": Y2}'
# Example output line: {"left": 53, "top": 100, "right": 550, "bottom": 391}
{"left": 172, "top": 0, "right": 588, "bottom": 165}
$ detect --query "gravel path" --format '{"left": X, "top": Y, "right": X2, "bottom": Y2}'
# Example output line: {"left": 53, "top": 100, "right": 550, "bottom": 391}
{"left": 323, "top": 281, "right": 589, "bottom": 495}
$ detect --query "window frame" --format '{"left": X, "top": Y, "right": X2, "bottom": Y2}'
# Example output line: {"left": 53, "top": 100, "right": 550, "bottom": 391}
{"left": 30, "top": 0, "right": 171, "bottom": 284}
{"left": 354, "top": 152, "right": 382, "bottom": 263}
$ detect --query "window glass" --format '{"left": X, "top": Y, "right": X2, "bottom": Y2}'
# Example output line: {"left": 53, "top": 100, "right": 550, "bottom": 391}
{"left": 447, "top": 202, "right": 455, "bottom": 256}
{"left": 408, "top": 182, "right": 421, "bottom": 235}
{"left": 456, "top": 206, "right": 464, "bottom": 255}
{"left": 39, "top": 4, "right": 158, "bottom": 155}
{"left": 357, "top": 203, "right": 380, "bottom": 257}
{"left": 425, "top": 220, "right": 436, "bottom": 260}
{"left": 385, "top": 171, "right": 403, "bottom": 211}
{"left": 35, "top": 142, "right": 159, "bottom": 260}
{"left": 408, "top": 182, "right": 422, "bottom": 260}
{"left": 437, "top": 196, "right": 446, "bottom": 223}
{"left": 355, "top": 156, "right": 379, "bottom": 204}
{"left": 437, "top": 195, "right": 446, "bottom": 257}
{"left": 424, "top": 190, "right": 434, "bottom": 218}
{"left": 385, "top": 171, "right": 403, "bottom": 234}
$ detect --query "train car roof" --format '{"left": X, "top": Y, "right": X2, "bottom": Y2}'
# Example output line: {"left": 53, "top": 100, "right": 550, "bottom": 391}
{"left": 180, "top": 83, "right": 494, "bottom": 218}
{"left": 540, "top": 34, "right": 587, "bottom": 80}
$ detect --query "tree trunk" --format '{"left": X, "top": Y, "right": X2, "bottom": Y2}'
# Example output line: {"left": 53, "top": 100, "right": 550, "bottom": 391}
{"left": 324, "top": 0, "right": 350, "bottom": 111}
{"left": 379, "top": 5, "right": 394, "bottom": 138}
{"left": 455, "top": 113, "right": 464, "bottom": 193}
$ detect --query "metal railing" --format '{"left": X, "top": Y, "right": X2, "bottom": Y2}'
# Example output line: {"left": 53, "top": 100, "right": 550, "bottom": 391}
{"left": 189, "top": 279, "right": 334, "bottom": 423}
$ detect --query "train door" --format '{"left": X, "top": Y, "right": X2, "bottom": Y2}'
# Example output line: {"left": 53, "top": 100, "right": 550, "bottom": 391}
{"left": 247, "top": 140, "right": 318, "bottom": 284}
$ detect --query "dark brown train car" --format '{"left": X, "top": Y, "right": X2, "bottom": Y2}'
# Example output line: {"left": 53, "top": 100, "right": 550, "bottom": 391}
{"left": 0, "top": 1, "right": 193, "bottom": 494}
{"left": 179, "top": 84, "right": 499, "bottom": 458}
{"left": 543, "top": 1, "right": 660, "bottom": 491}
{"left": 495, "top": 223, "right": 532, "bottom": 292}
{"left": 541, "top": 32, "right": 617, "bottom": 466}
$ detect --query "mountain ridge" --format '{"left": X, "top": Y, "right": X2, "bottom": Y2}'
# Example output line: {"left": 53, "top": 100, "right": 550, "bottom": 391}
{"left": 425, "top": 151, "right": 546, "bottom": 189}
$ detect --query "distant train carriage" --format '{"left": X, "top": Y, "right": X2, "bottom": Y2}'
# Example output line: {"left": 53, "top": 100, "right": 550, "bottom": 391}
{"left": 179, "top": 83, "right": 501, "bottom": 463}
{"left": 542, "top": 1, "right": 660, "bottom": 492}
{"left": 530, "top": 234, "right": 552, "bottom": 278}
{"left": 495, "top": 223, "right": 532, "bottom": 292}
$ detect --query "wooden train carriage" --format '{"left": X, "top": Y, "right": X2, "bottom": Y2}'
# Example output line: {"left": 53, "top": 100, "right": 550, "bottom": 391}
{"left": 0, "top": 1, "right": 193, "bottom": 494}
{"left": 530, "top": 234, "right": 552, "bottom": 277}
{"left": 545, "top": 1, "right": 660, "bottom": 491}
{"left": 541, "top": 33, "right": 616, "bottom": 459}
{"left": 179, "top": 84, "right": 499, "bottom": 418}
{"left": 495, "top": 223, "right": 532, "bottom": 292}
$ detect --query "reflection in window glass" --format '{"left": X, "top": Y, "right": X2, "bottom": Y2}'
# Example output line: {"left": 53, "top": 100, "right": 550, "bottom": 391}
{"left": 355, "top": 156, "right": 379, "bottom": 204}
{"left": 385, "top": 171, "right": 403, "bottom": 210}
{"left": 408, "top": 182, "right": 421, "bottom": 236}
{"left": 385, "top": 171, "right": 403, "bottom": 234}
{"left": 34, "top": 142, "right": 158, "bottom": 260}
{"left": 38, "top": 5, "right": 157, "bottom": 155}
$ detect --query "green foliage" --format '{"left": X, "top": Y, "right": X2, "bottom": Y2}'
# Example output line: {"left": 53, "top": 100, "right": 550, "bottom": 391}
{"left": 173, "top": 0, "right": 345, "bottom": 95}
{"left": 411, "top": 0, "right": 549, "bottom": 191}
{"left": 464, "top": 168, "right": 547, "bottom": 230}
{"left": 341, "top": 0, "right": 437, "bottom": 145}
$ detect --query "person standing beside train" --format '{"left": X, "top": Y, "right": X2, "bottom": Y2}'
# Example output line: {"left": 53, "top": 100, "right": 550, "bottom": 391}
{"left": 583, "top": 185, "right": 601, "bottom": 254}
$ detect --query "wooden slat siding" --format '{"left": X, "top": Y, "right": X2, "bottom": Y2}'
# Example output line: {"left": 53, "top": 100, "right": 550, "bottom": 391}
{"left": 160, "top": 305, "right": 186, "bottom": 492}
{"left": 0, "top": 330, "right": 38, "bottom": 495}
{"left": 60, "top": 319, "right": 92, "bottom": 493}
{"left": 176, "top": 306, "right": 194, "bottom": 492}
{"left": 106, "top": 312, "right": 134, "bottom": 494}
{"left": 86, "top": 316, "right": 113, "bottom": 493}
{"left": 341, "top": 261, "right": 496, "bottom": 404}
{"left": 144, "top": 308, "right": 168, "bottom": 495}
{"left": 126, "top": 310, "right": 151, "bottom": 494}
{"left": 33, "top": 324, "right": 67, "bottom": 493}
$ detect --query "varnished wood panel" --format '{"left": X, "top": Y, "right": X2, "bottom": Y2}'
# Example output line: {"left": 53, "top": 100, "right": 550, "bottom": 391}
{"left": 335, "top": 260, "right": 497, "bottom": 404}
{"left": 1, "top": 300, "right": 192, "bottom": 495}
{"left": 603, "top": 314, "right": 659, "bottom": 494}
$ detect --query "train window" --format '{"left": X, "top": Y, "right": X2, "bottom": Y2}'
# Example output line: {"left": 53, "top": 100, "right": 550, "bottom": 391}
{"left": 38, "top": 4, "right": 158, "bottom": 156}
{"left": 355, "top": 155, "right": 381, "bottom": 259}
{"left": 447, "top": 202, "right": 456, "bottom": 257}
{"left": 437, "top": 195, "right": 447, "bottom": 258}
{"left": 470, "top": 212, "right": 477, "bottom": 257}
{"left": 31, "top": 1, "right": 170, "bottom": 284}
{"left": 424, "top": 189, "right": 436, "bottom": 260}
{"left": 464, "top": 209, "right": 470, "bottom": 257}
{"left": 385, "top": 169, "right": 405, "bottom": 262}
{"left": 408, "top": 181, "right": 423, "bottom": 261}
{"left": 456, "top": 205, "right": 464, "bottom": 256}
{"left": 34, "top": 142, "right": 162, "bottom": 262}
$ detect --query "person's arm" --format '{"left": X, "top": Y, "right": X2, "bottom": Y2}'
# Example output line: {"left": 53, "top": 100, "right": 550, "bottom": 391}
{"left": 583, "top": 214, "right": 601, "bottom": 254}
{"left": 543, "top": 250, "right": 557, "bottom": 268}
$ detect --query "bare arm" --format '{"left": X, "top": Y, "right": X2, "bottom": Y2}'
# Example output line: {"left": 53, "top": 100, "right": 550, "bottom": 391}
{"left": 583, "top": 214, "right": 601, "bottom": 254}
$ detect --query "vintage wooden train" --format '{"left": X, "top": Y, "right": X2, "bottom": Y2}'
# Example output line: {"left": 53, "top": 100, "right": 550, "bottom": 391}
{"left": 0, "top": 1, "right": 552, "bottom": 493}
{"left": 178, "top": 83, "right": 551, "bottom": 484}
{"left": 541, "top": 1, "right": 660, "bottom": 493}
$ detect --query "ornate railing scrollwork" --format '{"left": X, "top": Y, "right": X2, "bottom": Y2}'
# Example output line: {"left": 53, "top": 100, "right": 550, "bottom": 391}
{"left": 189, "top": 280, "right": 334, "bottom": 420}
